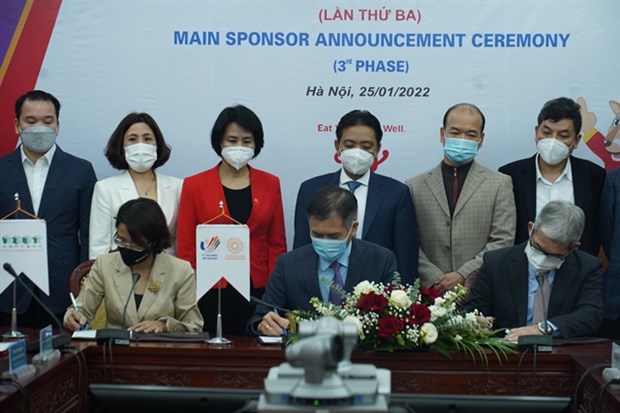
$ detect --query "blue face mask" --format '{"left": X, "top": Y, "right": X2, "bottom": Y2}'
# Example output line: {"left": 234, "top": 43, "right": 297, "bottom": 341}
{"left": 443, "top": 137, "right": 479, "bottom": 165}
{"left": 310, "top": 227, "right": 353, "bottom": 263}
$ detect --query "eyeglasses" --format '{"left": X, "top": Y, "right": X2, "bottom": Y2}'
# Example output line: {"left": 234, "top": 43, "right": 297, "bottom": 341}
{"left": 529, "top": 238, "right": 569, "bottom": 260}
{"left": 113, "top": 232, "right": 149, "bottom": 252}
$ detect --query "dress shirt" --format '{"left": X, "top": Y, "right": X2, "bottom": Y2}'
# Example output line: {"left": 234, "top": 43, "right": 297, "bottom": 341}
{"left": 526, "top": 261, "right": 559, "bottom": 335}
{"left": 21, "top": 144, "right": 56, "bottom": 215}
{"left": 535, "top": 155, "right": 574, "bottom": 216}
{"left": 318, "top": 241, "right": 352, "bottom": 302}
{"left": 339, "top": 168, "right": 370, "bottom": 238}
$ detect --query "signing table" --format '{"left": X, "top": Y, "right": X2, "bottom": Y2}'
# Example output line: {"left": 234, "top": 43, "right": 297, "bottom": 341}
{"left": 1, "top": 336, "right": 619, "bottom": 412}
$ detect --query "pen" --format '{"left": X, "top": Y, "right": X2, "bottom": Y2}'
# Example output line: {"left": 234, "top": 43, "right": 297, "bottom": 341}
{"left": 274, "top": 307, "right": 288, "bottom": 336}
{"left": 70, "top": 292, "right": 86, "bottom": 330}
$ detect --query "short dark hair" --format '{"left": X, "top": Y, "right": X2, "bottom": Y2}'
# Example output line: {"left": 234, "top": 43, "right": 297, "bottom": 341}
{"left": 210, "top": 105, "right": 264, "bottom": 157}
{"left": 442, "top": 103, "right": 486, "bottom": 133}
{"left": 15, "top": 90, "right": 61, "bottom": 119}
{"left": 335, "top": 109, "right": 383, "bottom": 143}
{"left": 306, "top": 187, "right": 358, "bottom": 230}
{"left": 104, "top": 112, "right": 171, "bottom": 170}
{"left": 115, "top": 198, "right": 171, "bottom": 254}
{"left": 537, "top": 97, "right": 582, "bottom": 135}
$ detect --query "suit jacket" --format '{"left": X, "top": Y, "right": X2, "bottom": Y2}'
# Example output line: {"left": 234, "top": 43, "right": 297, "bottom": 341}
{"left": 74, "top": 252, "right": 203, "bottom": 332}
{"left": 89, "top": 170, "right": 182, "bottom": 258}
{"left": 465, "top": 243, "right": 603, "bottom": 338}
{"left": 0, "top": 146, "right": 97, "bottom": 314}
{"left": 406, "top": 161, "right": 516, "bottom": 287}
{"left": 247, "top": 238, "right": 398, "bottom": 332}
{"left": 499, "top": 155, "right": 605, "bottom": 255}
{"left": 293, "top": 170, "right": 418, "bottom": 284}
{"left": 600, "top": 168, "right": 620, "bottom": 320}
{"left": 176, "top": 164, "right": 286, "bottom": 289}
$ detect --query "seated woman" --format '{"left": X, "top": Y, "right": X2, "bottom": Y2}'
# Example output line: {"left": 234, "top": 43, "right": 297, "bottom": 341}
{"left": 64, "top": 198, "right": 203, "bottom": 333}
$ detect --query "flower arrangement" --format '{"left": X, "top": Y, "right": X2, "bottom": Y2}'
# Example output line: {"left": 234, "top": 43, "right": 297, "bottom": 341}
{"left": 308, "top": 278, "right": 515, "bottom": 362}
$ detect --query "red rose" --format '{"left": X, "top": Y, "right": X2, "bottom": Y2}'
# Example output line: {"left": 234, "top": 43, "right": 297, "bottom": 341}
{"left": 409, "top": 304, "right": 431, "bottom": 326}
{"left": 357, "top": 292, "right": 388, "bottom": 314}
{"left": 420, "top": 287, "right": 442, "bottom": 304}
{"left": 378, "top": 316, "right": 404, "bottom": 340}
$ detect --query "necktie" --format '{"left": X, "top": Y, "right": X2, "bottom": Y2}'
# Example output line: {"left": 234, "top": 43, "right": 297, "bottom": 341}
{"left": 532, "top": 272, "right": 551, "bottom": 324}
{"left": 346, "top": 181, "right": 362, "bottom": 193}
{"left": 329, "top": 261, "right": 344, "bottom": 305}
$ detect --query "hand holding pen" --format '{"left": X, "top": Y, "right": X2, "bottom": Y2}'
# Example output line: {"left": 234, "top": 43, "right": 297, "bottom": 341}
{"left": 258, "top": 308, "right": 290, "bottom": 336}
{"left": 69, "top": 292, "right": 88, "bottom": 330}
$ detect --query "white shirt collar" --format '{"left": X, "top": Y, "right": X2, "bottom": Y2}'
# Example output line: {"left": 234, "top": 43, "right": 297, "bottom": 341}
{"left": 535, "top": 154, "right": 572, "bottom": 183}
{"left": 20, "top": 144, "right": 57, "bottom": 166}
{"left": 339, "top": 167, "right": 371, "bottom": 186}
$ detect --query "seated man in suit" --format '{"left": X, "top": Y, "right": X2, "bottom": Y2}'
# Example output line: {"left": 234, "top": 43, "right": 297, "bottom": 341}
{"left": 249, "top": 186, "right": 398, "bottom": 336}
{"left": 293, "top": 109, "right": 418, "bottom": 284}
{"left": 499, "top": 97, "right": 605, "bottom": 256}
{"left": 406, "top": 103, "right": 516, "bottom": 291}
{"left": 600, "top": 168, "right": 620, "bottom": 338}
{"left": 465, "top": 200, "right": 603, "bottom": 340}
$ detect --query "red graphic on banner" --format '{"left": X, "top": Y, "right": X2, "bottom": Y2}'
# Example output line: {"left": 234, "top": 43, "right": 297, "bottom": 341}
{"left": 0, "top": 0, "right": 63, "bottom": 157}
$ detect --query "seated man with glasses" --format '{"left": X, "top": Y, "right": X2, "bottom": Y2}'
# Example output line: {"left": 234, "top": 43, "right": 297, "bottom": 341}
{"left": 63, "top": 198, "right": 203, "bottom": 333}
{"left": 464, "top": 200, "right": 603, "bottom": 339}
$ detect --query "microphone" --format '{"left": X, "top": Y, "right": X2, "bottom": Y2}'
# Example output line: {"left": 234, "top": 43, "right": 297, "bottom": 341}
{"left": 95, "top": 272, "right": 140, "bottom": 346}
{"left": 250, "top": 296, "right": 298, "bottom": 315}
{"left": 121, "top": 273, "right": 141, "bottom": 330}
{"left": 3, "top": 262, "right": 70, "bottom": 348}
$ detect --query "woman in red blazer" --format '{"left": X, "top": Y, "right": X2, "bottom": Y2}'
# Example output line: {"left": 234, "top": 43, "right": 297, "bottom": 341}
{"left": 177, "top": 105, "right": 286, "bottom": 335}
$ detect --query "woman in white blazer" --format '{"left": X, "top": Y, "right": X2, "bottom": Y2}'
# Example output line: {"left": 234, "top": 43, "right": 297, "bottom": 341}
{"left": 89, "top": 113, "right": 182, "bottom": 258}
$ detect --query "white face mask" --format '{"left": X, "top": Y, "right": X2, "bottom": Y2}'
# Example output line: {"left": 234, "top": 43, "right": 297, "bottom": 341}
{"left": 524, "top": 241, "right": 565, "bottom": 273}
{"left": 20, "top": 125, "right": 57, "bottom": 153}
{"left": 340, "top": 148, "right": 374, "bottom": 176}
{"left": 537, "top": 138, "right": 570, "bottom": 165}
{"left": 124, "top": 143, "right": 157, "bottom": 173}
{"left": 221, "top": 146, "right": 254, "bottom": 170}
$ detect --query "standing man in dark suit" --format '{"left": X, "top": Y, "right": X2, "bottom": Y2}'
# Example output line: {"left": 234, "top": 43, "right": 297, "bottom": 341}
{"left": 249, "top": 186, "right": 397, "bottom": 336}
{"left": 465, "top": 201, "right": 603, "bottom": 339}
{"left": 499, "top": 97, "right": 605, "bottom": 256}
{"left": 0, "top": 90, "right": 97, "bottom": 327}
{"left": 599, "top": 168, "right": 620, "bottom": 338}
{"left": 293, "top": 110, "right": 418, "bottom": 283}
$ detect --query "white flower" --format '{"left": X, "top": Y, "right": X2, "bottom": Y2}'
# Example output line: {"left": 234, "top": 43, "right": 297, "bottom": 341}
{"left": 429, "top": 304, "right": 447, "bottom": 321}
{"left": 353, "top": 281, "right": 376, "bottom": 297}
{"left": 454, "top": 334, "right": 463, "bottom": 342}
{"left": 420, "top": 323, "right": 438, "bottom": 344}
{"left": 433, "top": 297, "right": 446, "bottom": 307}
{"left": 465, "top": 312, "right": 478, "bottom": 323}
{"left": 389, "top": 290, "right": 412, "bottom": 308}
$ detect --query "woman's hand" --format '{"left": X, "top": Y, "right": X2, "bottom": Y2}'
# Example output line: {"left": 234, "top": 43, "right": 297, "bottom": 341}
{"left": 128, "top": 320, "right": 167, "bottom": 333}
{"left": 63, "top": 309, "right": 87, "bottom": 331}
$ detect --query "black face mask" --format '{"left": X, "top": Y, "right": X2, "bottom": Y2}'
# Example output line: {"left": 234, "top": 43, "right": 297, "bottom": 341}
{"left": 118, "top": 246, "right": 151, "bottom": 267}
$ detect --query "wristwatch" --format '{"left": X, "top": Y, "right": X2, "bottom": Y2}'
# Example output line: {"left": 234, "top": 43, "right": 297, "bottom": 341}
{"left": 537, "top": 321, "right": 553, "bottom": 335}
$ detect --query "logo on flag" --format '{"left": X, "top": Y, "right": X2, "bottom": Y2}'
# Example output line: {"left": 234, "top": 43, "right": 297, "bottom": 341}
{"left": 226, "top": 237, "right": 243, "bottom": 254}
{"left": 200, "top": 236, "right": 220, "bottom": 253}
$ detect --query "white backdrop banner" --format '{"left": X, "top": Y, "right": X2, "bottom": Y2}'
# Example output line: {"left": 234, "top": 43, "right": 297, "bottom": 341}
{"left": 6, "top": 0, "right": 618, "bottom": 246}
